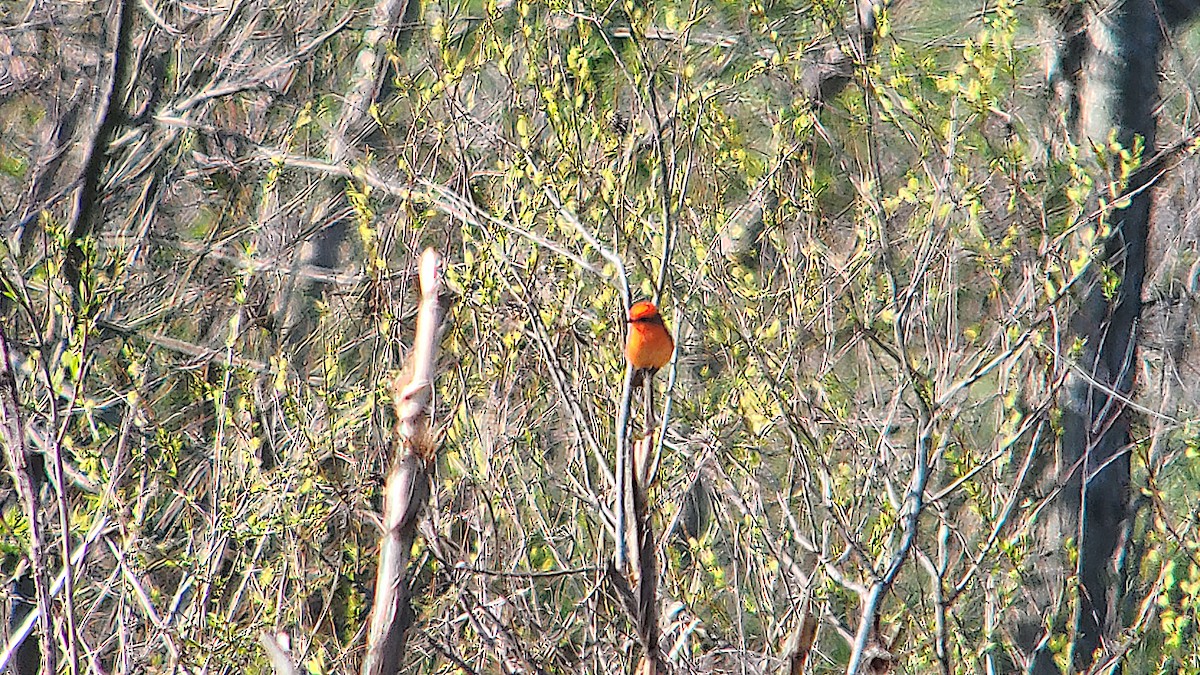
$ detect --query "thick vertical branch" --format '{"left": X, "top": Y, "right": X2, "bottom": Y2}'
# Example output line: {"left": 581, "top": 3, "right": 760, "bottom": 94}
{"left": 279, "top": 0, "right": 415, "bottom": 342}
{"left": 782, "top": 610, "right": 819, "bottom": 675}
{"left": 259, "top": 634, "right": 299, "bottom": 675}
{"left": 616, "top": 347, "right": 634, "bottom": 570}
{"left": 631, "top": 436, "right": 662, "bottom": 675}
{"left": 360, "top": 248, "right": 447, "bottom": 675}
{"left": 0, "top": 327, "right": 55, "bottom": 675}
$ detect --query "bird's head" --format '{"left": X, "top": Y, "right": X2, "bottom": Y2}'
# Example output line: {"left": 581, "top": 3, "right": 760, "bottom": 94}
{"left": 628, "top": 300, "right": 661, "bottom": 323}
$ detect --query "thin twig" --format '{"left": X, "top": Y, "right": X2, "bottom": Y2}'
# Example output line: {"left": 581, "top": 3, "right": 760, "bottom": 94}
{"left": 0, "top": 326, "right": 56, "bottom": 675}
{"left": 0, "top": 516, "right": 112, "bottom": 672}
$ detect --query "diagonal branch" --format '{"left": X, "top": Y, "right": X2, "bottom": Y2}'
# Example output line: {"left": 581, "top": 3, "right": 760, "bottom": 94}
{"left": 0, "top": 516, "right": 112, "bottom": 673}
{"left": 63, "top": 0, "right": 136, "bottom": 292}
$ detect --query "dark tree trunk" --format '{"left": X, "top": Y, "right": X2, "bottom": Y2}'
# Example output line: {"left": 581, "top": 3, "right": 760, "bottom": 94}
{"left": 1026, "top": 1, "right": 1198, "bottom": 672}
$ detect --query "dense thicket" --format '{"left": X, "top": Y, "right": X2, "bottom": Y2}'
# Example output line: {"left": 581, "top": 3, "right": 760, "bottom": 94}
{"left": 2, "top": 0, "right": 1200, "bottom": 672}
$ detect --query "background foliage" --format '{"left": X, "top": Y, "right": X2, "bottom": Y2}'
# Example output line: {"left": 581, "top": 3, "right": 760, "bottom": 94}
{"left": 2, "top": 0, "right": 1200, "bottom": 672}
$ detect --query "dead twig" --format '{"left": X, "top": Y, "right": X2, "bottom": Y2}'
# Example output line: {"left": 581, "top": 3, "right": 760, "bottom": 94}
{"left": 0, "top": 515, "right": 112, "bottom": 673}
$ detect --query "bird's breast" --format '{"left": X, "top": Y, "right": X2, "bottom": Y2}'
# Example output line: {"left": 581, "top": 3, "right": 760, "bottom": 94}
{"left": 626, "top": 323, "right": 674, "bottom": 370}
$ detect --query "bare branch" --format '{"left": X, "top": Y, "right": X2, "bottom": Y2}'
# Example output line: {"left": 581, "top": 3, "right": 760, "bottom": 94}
{"left": 63, "top": 0, "right": 136, "bottom": 291}
{"left": 0, "top": 326, "right": 55, "bottom": 675}
{"left": 259, "top": 633, "right": 299, "bottom": 675}
{"left": 361, "top": 248, "right": 448, "bottom": 675}
{"left": 631, "top": 435, "right": 663, "bottom": 674}
{"left": 0, "top": 516, "right": 112, "bottom": 673}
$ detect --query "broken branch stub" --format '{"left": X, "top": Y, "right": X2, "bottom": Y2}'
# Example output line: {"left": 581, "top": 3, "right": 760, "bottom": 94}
{"left": 361, "top": 248, "right": 447, "bottom": 675}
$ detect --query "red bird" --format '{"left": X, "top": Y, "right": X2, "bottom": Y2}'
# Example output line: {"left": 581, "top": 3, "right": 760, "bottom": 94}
{"left": 625, "top": 301, "right": 674, "bottom": 387}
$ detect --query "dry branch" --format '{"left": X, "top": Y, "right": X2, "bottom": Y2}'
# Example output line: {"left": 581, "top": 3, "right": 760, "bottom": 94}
{"left": 631, "top": 436, "right": 663, "bottom": 673}
{"left": 259, "top": 633, "right": 299, "bottom": 675}
{"left": 781, "top": 610, "right": 819, "bottom": 675}
{"left": 360, "top": 248, "right": 448, "bottom": 675}
{"left": 0, "top": 326, "right": 55, "bottom": 675}
{"left": 63, "top": 0, "right": 136, "bottom": 291}
{"left": 0, "top": 516, "right": 112, "bottom": 673}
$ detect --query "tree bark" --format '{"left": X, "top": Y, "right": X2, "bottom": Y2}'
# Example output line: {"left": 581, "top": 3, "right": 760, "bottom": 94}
{"left": 1030, "top": 1, "right": 1197, "bottom": 671}
{"left": 360, "top": 249, "right": 447, "bottom": 675}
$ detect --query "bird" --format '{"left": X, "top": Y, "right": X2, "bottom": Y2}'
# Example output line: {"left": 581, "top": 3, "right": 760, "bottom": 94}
{"left": 615, "top": 301, "right": 674, "bottom": 572}
{"left": 626, "top": 300, "right": 674, "bottom": 388}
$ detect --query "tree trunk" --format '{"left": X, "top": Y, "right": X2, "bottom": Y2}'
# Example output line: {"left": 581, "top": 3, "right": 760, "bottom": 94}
{"left": 1027, "top": 1, "right": 1197, "bottom": 671}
